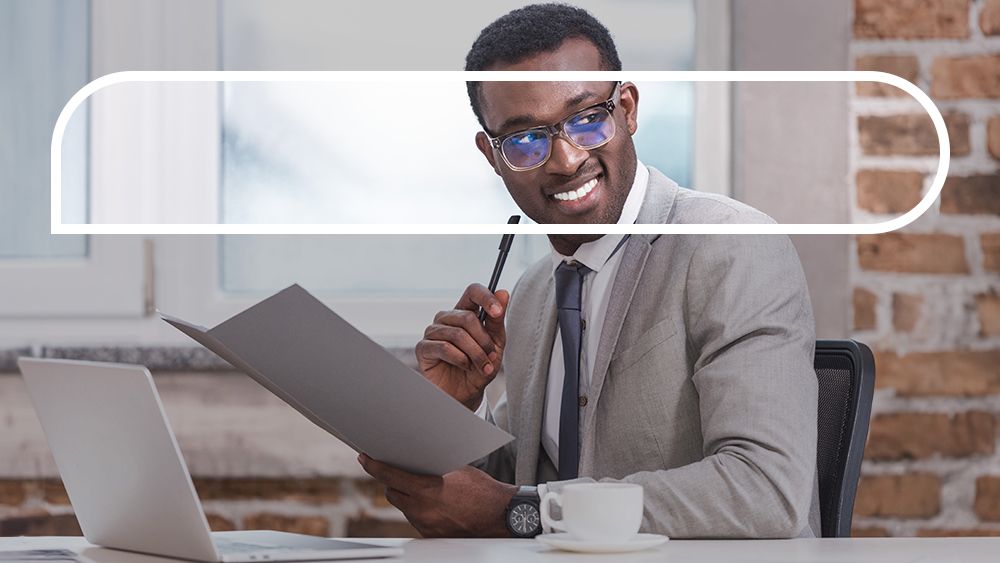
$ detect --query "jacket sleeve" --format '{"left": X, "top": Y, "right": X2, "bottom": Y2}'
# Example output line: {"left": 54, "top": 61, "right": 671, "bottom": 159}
{"left": 469, "top": 390, "right": 517, "bottom": 484}
{"left": 543, "top": 233, "right": 819, "bottom": 538}
{"left": 468, "top": 273, "right": 529, "bottom": 484}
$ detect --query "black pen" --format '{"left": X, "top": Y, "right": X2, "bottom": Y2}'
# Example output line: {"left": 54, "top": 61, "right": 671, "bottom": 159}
{"left": 478, "top": 215, "right": 521, "bottom": 322}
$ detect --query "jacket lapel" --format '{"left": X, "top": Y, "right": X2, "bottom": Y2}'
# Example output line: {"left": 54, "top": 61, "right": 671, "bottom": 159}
{"left": 580, "top": 167, "right": 678, "bottom": 473}
{"left": 515, "top": 279, "right": 557, "bottom": 485}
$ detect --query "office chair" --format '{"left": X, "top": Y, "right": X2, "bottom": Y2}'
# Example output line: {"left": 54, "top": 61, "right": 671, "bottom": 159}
{"left": 814, "top": 339, "right": 875, "bottom": 538}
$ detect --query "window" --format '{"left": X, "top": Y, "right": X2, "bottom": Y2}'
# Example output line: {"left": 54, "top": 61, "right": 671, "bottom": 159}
{"left": 0, "top": 0, "right": 89, "bottom": 259}
{"left": 6, "top": 0, "right": 727, "bottom": 344}
{"left": 215, "top": 0, "right": 706, "bottom": 320}
{"left": 0, "top": 0, "right": 145, "bottom": 320}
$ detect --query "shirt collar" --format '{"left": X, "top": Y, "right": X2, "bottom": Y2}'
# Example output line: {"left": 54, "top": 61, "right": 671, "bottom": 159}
{"left": 549, "top": 160, "right": 649, "bottom": 273}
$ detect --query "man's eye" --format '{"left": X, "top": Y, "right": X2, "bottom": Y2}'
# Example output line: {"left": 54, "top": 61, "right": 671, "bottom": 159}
{"left": 512, "top": 131, "right": 544, "bottom": 145}
{"left": 571, "top": 111, "right": 600, "bottom": 126}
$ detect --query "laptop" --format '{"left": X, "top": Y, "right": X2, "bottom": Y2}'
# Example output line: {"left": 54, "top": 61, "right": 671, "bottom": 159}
{"left": 18, "top": 358, "right": 404, "bottom": 562}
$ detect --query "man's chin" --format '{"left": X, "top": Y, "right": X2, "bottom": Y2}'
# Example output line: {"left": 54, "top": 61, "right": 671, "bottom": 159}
{"left": 548, "top": 233, "right": 607, "bottom": 247}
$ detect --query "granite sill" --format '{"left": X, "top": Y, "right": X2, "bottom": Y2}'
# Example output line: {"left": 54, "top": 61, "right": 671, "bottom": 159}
{"left": 0, "top": 345, "right": 418, "bottom": 374}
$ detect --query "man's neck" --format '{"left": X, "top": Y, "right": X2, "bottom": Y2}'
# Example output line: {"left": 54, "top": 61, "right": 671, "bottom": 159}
{"left": 547, "top": 234, "right": 604, "bottom": 256}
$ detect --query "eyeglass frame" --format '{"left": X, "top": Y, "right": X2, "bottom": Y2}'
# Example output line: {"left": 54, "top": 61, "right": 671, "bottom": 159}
{"left": 485, "top": 82, "right": 622, "bottom": 172}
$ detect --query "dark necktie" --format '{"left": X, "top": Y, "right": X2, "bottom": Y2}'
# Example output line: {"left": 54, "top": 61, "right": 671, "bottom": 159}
{"left": 554, "top": 260, "right": 590, "bottom": 480}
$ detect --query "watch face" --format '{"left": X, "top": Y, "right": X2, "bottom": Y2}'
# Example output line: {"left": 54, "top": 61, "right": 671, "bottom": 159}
{"left": 509, "top": 502, "right": 540, "bottom": 536}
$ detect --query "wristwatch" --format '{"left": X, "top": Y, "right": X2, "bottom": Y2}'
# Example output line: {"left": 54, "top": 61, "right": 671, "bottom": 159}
{"left": 505, "top": 485, "right": 542, "bottom": 538}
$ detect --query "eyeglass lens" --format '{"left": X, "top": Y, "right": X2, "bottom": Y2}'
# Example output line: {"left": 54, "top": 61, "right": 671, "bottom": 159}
{"left": 500, "top": 106, "right": 615, "bottom": 170}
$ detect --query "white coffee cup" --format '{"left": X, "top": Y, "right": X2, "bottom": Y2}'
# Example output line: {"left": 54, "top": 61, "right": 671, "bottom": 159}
{"left": 539, "top": 483, "right": 643, "bottom": 542}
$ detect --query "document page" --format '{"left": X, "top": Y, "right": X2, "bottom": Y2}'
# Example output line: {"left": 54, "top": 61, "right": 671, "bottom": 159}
{"left": 161, "top": 284, "right": 512, "bottom": 476}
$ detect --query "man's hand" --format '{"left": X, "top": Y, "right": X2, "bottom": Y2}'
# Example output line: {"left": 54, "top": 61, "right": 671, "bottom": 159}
{"left": 416, "top": 283, "right": 510, "bottom": 410}
{"left": 359, "top": 454, "right": 517, "bottom": 538}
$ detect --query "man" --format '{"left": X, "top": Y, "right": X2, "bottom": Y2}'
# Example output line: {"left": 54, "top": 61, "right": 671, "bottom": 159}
{"left": 360, "top": 3, "right": 819, "bottom": 539}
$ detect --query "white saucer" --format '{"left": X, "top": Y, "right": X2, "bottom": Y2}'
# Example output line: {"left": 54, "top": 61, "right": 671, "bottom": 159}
{"left": 536, "top": 532, "right": 669, "bottom": 553}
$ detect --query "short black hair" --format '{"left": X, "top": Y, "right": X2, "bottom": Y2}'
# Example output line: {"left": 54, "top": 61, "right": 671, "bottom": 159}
{"left": 465, "top": 3, "right": 622, "bottom": 131}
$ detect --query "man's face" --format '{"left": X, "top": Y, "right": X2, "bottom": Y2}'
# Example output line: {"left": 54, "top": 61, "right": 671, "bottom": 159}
{"left": 474, "top": 38, "right": 640, "bottom": 247}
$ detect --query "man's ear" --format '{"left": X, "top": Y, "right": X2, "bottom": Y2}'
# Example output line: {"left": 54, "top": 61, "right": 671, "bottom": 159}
{"left": 619, "top": 81, "right": 639, "bottom": 136}
{"left": 475, "top": 131, "right": 503, "bottom": 176}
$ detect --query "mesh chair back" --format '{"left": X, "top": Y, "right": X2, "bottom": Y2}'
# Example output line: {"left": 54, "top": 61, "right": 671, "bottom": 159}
{"left": 814, "top": 340, "right": 875, "bottom": 538}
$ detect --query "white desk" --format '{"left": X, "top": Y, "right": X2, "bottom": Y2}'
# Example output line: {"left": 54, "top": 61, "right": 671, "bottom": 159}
{"left": 2, "top": 535, "right": 999, "bottom": 563}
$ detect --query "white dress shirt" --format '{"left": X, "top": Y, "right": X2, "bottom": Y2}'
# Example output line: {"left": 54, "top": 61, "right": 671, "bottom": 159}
{"left": 476, "top": 161, "right": 649, "bottom": 479}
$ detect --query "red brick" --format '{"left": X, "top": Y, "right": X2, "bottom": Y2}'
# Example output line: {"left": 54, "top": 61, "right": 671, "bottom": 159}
{"left": 42, "top": 480, "right": 70, "bottom": 505}
{"left": 984, "top": 233, "right": 1000, "bottom": 273}
{"left": 981, "top": 0, "right": 1000, "bottom": 35}
{"left": 976, "top": 292, "right": 1000, "bottom": 336}
{"left": 975, "top": 476, "right": 1000, "bottom": 521}
{"left": 875, "top": 349, "right": 1000, "bottom": 396}
{"left": 355, "top": 479, "right": 393, "bottom": 509}
{"left": 243, "top": 513, "right": 329, "bottom": 537}
{"left": 855, "top": 473, "right": 940, "bottom": 518}
{"left": 892, "top": 293, "right": 923, "bottom": 332}
{"left": 206, "top": 513, "right": 237, "bottom": 532}
{"left": 918, "top": 527, "right": 1000, "bottom": 537}
{"left": 932, "top": 55, "right": 1000, "bottom": 99}
{"left": 855, "top": 55, "right": 920, "bottom": 97}
{"left": 856, "top": 170, "right": 924, "bottom": 214}
{"left": 854, "top": 287, "right": 878, "bottom": 330}
{"left": 0, "top": 480, "right": 26, "bottom": 506}
{"left": 989, "top": 117, "right": 1000, "bottom": 160}
{"left": 0, "top": 512, "right": 82, "bottom": 536}
{"left": 866, "top": 411, "right": 995, "bottom": 460}
{"left": 854, "top": 0, "right": 970, "bottom": 39}
{"left": 193, "top": 478, "right": 340, "bottom": 504}
{"left": 941, "top": 175, "right": 1000, "bottom": 216}
{"left": 853, "top": 526, "right": 890, "bottom": 537}
{"left": 346, "top": 515, "right": 420, "bottom": 538}
{"left": 857, "top": 233, "right": 968, "bottom": 274}
{"left": 858, "top": 113, "right": 970, "bottom": 156}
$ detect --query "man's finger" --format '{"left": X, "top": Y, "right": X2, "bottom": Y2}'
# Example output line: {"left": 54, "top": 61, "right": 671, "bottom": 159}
{"left": 483, "top": 288, "right": 509, "bottom": 350}
{"left": 455, "top": 283, "right": 502, "bottom": 316}
{"left": 359, "top": 454, "right": 440, "bottom": 495}
{"left": 384, "top": 487, "right": 412, "bottom": 512}
{"left": 421, "top": 326, "right": 493, "bottom": 375}
{"left": 434, "top": 310, "right": 496, "bottom": 356}
{"left": 415, "top": 339, "right": 474, "bottom": 372}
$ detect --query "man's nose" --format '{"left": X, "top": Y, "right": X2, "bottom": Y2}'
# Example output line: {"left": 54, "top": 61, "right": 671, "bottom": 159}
{"left": 544, "top": 135, "right": 588, "bottom": 176}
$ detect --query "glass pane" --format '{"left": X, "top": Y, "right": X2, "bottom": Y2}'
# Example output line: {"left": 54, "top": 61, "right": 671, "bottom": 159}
{"left": 0, "top": 0, "right": 88, "bottom": 258}
{"left": 220, "top": 81, "right": 692, "bottom": 225}
{"left": 219, "top": 0, "right": 694, "bottom": 295}
{"left": 220, "top": 82, "right": 519, "bottom": 224}
{"left": 634, "top": 82, "right": 693, "bottom": 188}
{"left": 221, "top": 234, "right": 550, "bottom": 298}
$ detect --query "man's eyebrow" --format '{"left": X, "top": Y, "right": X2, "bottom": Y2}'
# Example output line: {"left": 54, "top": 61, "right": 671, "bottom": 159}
{"left": 497, "top": 114, "right": 538, "bottom": 133}
{"left": 563, "top": 90, "right": 600, "bottom": 110}
{"left": 495, "top": 90, "right": 602, "bottom": 134}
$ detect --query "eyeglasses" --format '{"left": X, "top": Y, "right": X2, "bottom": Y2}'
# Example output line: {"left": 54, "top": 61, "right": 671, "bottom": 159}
{"left": 487, "top": 82, "right": 620, "bottom": 172}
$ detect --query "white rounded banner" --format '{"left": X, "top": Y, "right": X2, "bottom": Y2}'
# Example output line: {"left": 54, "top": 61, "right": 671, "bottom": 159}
{"left": 51, "top": 70, "right": 949, "bottom": 235}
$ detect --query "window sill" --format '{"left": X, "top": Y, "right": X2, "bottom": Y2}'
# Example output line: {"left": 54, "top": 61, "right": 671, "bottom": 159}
{"left": 0, "top": 345, "right": 418, "bottom": 374}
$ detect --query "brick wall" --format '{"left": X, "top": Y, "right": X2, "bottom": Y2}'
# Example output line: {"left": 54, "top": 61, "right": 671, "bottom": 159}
{"left": 0, "top": 476, "right": 417, "bottom": 538}
{"left": 0, "top": 371, "right": 418, "bottom": 538}
{"left": 851, "top": 0, "right": 1000, "bottom": 536}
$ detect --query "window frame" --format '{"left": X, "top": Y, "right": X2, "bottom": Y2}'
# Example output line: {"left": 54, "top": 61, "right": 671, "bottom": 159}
{"left": 0, "top": 0, "right": 146, "bottom": 321}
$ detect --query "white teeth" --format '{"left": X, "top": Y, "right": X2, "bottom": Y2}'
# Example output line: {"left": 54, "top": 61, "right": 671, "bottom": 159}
{"left": 553, "top": 178, "right": 598, "bottom": 201}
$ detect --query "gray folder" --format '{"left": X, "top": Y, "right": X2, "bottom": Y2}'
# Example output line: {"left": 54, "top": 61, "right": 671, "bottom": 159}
{"left": 161, "top": 284, "right": 512, "bottom": 476}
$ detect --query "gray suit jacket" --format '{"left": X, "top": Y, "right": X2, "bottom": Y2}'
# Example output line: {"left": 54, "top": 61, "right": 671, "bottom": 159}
{"left": 478, "top": 167, "right": 820, "bottom": 538}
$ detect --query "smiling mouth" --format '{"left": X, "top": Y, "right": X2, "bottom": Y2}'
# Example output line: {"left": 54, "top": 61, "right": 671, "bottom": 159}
{"left": 551, "top": 177, "right": 599, "bottom": 201}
